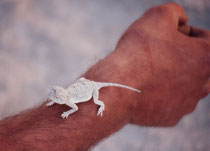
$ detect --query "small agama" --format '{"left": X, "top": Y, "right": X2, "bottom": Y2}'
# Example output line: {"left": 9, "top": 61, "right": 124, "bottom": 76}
{"left": 46, "top": 77, "right": 141, "bottom": 118}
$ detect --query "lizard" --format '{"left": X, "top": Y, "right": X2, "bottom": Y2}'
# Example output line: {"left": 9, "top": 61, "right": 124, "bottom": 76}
{"left": 46, "top": 77, "right": 141, "bottom": 118}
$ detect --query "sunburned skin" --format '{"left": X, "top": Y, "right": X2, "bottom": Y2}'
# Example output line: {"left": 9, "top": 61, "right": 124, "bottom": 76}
{"left": 46, "top": 77, "right": 141, "bottom": 118}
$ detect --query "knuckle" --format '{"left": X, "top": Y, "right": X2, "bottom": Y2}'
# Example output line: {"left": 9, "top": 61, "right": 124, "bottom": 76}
{"left": 143, "top": 5, "right": 173, "bottom": 22}
{"left": 145, "top": 5, "right": 170, "bottom": 17}
{"left": 163, "top": 2, "right": 183, "bottom": 10}
{"left": 144, "top": 2, "right": 186, "bottom": 21}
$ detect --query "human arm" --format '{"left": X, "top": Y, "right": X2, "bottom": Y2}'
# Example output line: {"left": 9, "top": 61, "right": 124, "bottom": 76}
{"left": 0, "top": 2, "right": 210, "bottom": 151}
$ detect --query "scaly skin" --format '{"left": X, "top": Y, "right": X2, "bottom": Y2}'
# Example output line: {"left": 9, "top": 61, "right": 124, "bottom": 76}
{"left": 46, "top": 77, "right": 141, "bottom": 118}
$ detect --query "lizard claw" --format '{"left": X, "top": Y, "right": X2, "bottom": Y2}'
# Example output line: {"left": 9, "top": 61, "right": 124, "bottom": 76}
{"left": 97, "top": 108, "right": 104, "bottom": 117}
{"left": 61, "top": 112, "right": 70, "bottom": 118}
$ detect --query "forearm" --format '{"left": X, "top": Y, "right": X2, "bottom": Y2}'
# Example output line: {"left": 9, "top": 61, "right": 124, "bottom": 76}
{"left": 0, "top": 50, "right": 142, "bottom": 151}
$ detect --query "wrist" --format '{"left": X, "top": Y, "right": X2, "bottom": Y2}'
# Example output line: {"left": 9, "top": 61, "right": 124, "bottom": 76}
{"left": 84, "top": 48, "right": 147, "bottom": 123}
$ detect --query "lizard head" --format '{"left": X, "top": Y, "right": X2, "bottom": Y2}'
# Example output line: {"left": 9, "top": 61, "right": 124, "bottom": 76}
{"left": 48, "top": 86, "right": 69, "bottom": 104}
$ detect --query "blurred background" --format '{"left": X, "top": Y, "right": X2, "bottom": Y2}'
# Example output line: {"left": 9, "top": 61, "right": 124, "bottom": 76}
{"left": 0, "top": 0, "right": 210, "bottom": 150}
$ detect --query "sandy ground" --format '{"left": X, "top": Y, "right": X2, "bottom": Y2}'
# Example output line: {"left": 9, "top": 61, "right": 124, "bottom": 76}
{"left": 0, "top": 0, "right": 209, "bottom": 150}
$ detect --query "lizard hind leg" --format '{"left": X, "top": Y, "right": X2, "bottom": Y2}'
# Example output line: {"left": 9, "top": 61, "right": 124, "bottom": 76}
{"left": 93, "top": 90, "right": 105, "bottom": 117}
{"left": 61, "top": 102, "right": 78, "bottom": 118}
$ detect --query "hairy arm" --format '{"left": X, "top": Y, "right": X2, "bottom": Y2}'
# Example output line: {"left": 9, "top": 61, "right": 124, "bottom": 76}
{"left": 0, "top": 52, "right": 140, "bottom": 150}
{"left": 0, "top": 2, "right": 210, "bottom": 151}
{"left": 0, "top": 85, "right": 131, "bottom": 151}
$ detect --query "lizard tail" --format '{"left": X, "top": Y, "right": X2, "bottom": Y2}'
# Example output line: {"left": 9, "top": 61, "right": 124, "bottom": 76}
{"left": 98, "top": 82, "right": 141, "bottom": 93}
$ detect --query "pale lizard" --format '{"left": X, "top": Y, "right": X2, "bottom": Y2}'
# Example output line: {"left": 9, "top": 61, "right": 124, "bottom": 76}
{"left": 46, "top": 77, "right": 141, "bottom": 118}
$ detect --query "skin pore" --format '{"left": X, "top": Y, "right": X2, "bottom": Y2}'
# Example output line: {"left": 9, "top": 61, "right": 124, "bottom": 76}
{"left": 0, "top": 2, "right": 210, "bottom": 151}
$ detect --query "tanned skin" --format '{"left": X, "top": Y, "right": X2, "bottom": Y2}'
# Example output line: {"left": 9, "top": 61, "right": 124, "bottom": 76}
{"left": 0, "top": 2, "right": 210, "bottom": 151}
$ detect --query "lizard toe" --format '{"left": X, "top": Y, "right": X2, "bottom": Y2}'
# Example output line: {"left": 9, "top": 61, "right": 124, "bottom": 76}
{"left": 97, "top": 108, "right": 104, "bottom": 117}
{"left": 61, "top": 112, "right": 69, "bottom": 118}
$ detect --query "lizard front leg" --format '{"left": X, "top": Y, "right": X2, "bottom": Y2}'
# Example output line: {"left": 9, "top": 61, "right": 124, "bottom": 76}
{"left": 93, "top": 90, "right": 105, "bottom": 117}
{"left": 46, "top": 101, "right": 55, "bottom": 107}
{"left": 61, "top": 102, "right": 78, "bottom": 118}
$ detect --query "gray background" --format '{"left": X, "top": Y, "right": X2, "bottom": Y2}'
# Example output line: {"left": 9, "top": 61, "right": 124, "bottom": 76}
{"left": 0, "top": 0, "right": 209, "bottom": 150}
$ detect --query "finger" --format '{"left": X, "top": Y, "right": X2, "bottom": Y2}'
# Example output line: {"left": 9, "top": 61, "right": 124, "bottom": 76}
{"left": 141, "top": 2, "right": 188, "bottom": 30}
{"left": 188, "top": 26, "right": 210, "bottom": 40}
{"left": 178, "top": 24, "right": 191, "bottom": 35}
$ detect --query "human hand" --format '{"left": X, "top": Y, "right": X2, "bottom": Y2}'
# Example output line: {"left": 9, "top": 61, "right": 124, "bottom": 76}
{"left": 112, "top": 2, "right": 210, "bottom": 126}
